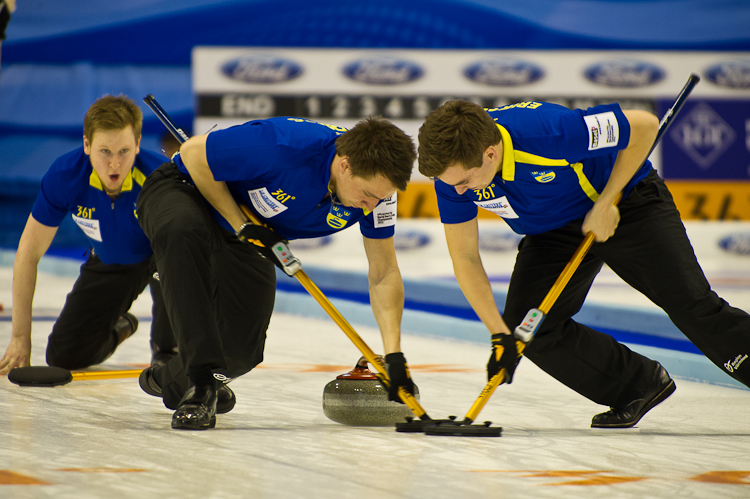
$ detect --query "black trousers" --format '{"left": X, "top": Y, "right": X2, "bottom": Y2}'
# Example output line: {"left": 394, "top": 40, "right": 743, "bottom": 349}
{"left": 503, "top": 170, "right": 750, "bottom": 408}
{"left": 136, "top": 162, "right": 277, "bottom": 409}
{"left": 45, "top": 252, "right": 173, "bottom": 370}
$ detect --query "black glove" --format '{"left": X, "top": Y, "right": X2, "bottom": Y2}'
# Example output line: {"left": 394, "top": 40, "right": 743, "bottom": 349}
{"left": 236, "top": 223, "right": 288, "bottom": 270}
{"left": 385, "top": 352, "right": 415, "bottom": 404}
{"left": 487, "top": 333, "right": 521, "bottom": 384}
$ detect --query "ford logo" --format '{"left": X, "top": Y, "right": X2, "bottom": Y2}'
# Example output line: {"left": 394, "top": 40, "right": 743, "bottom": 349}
{"left": 289, "top": 235, "right": 333, "bottom": 250}
{"left": 719, "top": 234, "right": 750, "bottom": 256}
{"left": 704, "top": 61, "right": 750, "bottom": 89}
{"left": 478, "top": 231, "right": 522, "bottom": 252}
{"left": 464, "top": 59, "right": 544, "bottom": 86}
{"left": 394, "top": 231, "right": 431, "bottom": 251}
{"left": 221, "top": 56, "right": 303, "bottom": 84}
{"left": 343, "top": 57, "right": 423, "bottom": 85}
{"left": 584, "top": 60, "right": 665, "bottom": 88}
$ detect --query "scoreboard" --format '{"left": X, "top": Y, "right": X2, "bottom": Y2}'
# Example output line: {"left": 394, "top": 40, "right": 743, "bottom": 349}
{"left": 198, "top": 93, "right": 657, "bottom": 122}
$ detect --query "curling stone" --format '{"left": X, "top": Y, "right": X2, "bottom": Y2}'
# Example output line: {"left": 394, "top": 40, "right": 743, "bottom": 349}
{"left": 322, "top": 357, "right": 419, "bottom": 426}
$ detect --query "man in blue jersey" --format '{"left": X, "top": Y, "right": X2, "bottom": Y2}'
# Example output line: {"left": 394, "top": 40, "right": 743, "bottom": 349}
{"left": 418, "top": 99, "right": 750, "bottom": 428}
{"left": 0, "top": 95, "right": 176, "bottom": 376}
{"left": 136, "top": 116, "right": 417, "bottom": 430}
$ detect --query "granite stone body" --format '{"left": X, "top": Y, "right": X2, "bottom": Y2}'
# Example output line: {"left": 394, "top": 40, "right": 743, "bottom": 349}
{"left": 322, "top": 363, "right": 419, "bottom": 426}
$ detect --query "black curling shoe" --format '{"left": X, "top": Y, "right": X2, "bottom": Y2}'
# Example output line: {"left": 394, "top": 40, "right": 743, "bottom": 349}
{"left": 103, "top": 313, "right": 139, "bottom": 362}
{"left": 591, "top": 363, "right": 676, "bottom": 429}
{"left": 150, "top": 340, "right": 177, "bottom": 368}
{"left": 216, "top": 384, "right": 236, "bottom": 414}
{"left": 139, "top": 367, "right": 162, "bottom": 397}
{"left": 138, "top": 368, "right": 236, "bottom": 414}
{"left": 171, "top": 383, "right": 217, "bottom": 430}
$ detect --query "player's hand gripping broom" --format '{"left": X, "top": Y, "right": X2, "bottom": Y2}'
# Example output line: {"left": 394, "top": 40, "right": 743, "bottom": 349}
{"left": 424, "top": 73, "right": 700, "bottom": 436}
{"left": 142, "top": 95, "right": 434, "bottom": 426}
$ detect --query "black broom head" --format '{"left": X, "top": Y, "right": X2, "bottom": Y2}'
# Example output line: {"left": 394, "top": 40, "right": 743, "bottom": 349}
{"left": 8, "top": 366, "right": 73, "bottom": 386}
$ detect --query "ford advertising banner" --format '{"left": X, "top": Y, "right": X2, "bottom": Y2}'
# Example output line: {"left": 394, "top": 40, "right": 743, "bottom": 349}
{"left": 193, "top": 47, "right": 750, "bottom": 220}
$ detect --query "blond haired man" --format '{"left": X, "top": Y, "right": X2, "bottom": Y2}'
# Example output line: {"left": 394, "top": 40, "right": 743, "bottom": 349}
{"left": 0, "top": 95, "right": 176, "bottom": 375}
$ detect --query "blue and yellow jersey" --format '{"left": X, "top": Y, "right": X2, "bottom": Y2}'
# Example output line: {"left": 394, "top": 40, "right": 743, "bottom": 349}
{"left": 435, "top": 102, "right": 652, "bottom": 235}
{"left": 175, "top": 117, "right": 396, "bottom": 240}
{"left": 31, "top": 147, "right": 167, "bottom": 264}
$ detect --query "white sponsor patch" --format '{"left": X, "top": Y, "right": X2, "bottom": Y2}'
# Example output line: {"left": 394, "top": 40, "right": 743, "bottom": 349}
{"left": 583, "top": 111, "right": 620, "bottom": 151}
{"left": 373, "top": 194, "right": 397, "bottom": 228}
{"left": 72, "top": 214, "right": 103, "bottom": 242}
{"left": 475, "top": 196, "right": 519, "bottom": 219}
{"left": 248, "top": 187, "right": 288, "bottom": 218}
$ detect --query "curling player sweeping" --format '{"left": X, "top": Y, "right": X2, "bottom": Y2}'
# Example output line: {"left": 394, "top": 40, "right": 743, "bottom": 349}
{"left": 417, "top": 80, "right": 750, "bottom": 430}
{"left": 136, "top": 102, "right": 420, "bottom": 430}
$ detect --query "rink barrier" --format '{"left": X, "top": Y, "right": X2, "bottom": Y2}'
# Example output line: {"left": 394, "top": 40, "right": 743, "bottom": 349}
{"left": 274, "top": 266, "right": 747, "bottom": 391}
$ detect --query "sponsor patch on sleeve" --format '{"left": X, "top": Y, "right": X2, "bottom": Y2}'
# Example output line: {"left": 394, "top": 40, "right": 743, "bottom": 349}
{"left": 583, "top": 111, "right": 619, "bottom": 151}
{"left": 373, "top": 194, "right": 397, "bottom": 228}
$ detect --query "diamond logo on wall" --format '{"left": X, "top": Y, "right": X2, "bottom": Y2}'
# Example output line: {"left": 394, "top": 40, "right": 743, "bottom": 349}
{"left": 669, "top": 103, "right": 736, "bottom": 169}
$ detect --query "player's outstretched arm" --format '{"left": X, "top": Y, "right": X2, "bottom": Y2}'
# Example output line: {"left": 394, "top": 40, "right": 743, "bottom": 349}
{"left": 445, "top": 218, "right": 520, "bottom": 383}
{"left": 363, "top": 235, "right": 403, "bottom": 355}
{"left": 0, "top": 215, "right": 57, "bottom": 375}
{"left": 363, "top": 236, "right": 417, "bottom": 402}
{"left": 444, "top": 218, "right": 511, "bottom": 336}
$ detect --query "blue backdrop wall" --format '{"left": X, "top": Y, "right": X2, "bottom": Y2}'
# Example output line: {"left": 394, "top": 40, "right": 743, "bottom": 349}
{"left": 1, "top": 0, "right": 749, "bottom": 248}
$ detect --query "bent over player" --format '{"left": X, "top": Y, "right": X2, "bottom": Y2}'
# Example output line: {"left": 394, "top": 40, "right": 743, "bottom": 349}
{"left": 136, "top": 116, "right": 417, "bottom": 430}
{"left": 418, "top": 99, "right": 750, "bottom": 428}
{"left": 0, "top": 95, "right": 176, "bottom": 376}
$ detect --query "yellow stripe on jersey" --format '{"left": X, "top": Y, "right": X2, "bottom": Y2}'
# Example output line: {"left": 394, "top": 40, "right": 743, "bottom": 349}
{"left": 89, "top": 170, "right": 104, "bottom": 191}
{"left": 122, "top": 172, "right": 133, "bottom": 192}
{"left": 570, "top": 162, "right": 600, "bottom": 201}
{"left": 496, "top": 123, "right": 600, "bottom": 202}
{"left": 497, "top": 124, "right": 515, "bottom": 181}
{"left": 131, "top": 167, "right": 147, "bottom": 187}
{"left": 514, "top": 151, "right": 569, "bottom": 167}
{"left": 89, "top": 169, "right": 141, "bottom": 193}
